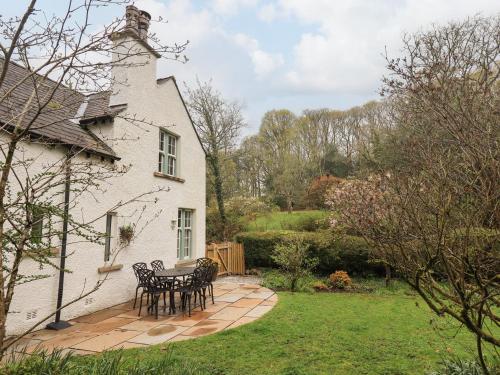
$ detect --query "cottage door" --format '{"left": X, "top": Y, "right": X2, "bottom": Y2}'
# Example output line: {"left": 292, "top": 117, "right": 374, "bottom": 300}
{"left": 176, "top": 209, "right": 193, "bottom": 260}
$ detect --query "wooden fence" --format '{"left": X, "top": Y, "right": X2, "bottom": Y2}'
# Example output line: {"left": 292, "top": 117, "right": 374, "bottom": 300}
{"left": 205, "top": 242, "right": 245, "bottom": 276}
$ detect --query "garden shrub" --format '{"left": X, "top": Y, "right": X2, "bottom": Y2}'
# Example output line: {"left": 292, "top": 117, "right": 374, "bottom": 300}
{"left": 312, "top": 280, "right": 329, "bottom": 292}
{"left": 271, "top": 235, "right": 318, "bottom": 291}
{"left": 262, "top": 269, "right": 316, "bottom": 292}
{"left": 235, "top": 230, "right": 384, "bottom": 276}
{"left": 329, "top": 271, "right": 352, "bottom": 289}
{"left": 261, "top": 269, "right": 289, "bottom": 290}
{"left": 293, "top": 215, "right": 330, "bottom": 232}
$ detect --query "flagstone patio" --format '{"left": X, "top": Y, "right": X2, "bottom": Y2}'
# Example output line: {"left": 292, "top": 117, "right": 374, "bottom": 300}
{"left": 10, "top": 281, "right": 277, "bottom": 356}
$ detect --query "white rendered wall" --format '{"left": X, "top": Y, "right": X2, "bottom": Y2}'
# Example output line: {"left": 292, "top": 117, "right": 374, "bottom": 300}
{"left": 4, "top": 35, "right": 206, "bottom": 336}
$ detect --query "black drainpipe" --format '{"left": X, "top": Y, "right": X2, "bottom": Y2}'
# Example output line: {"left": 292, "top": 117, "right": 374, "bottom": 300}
{"left": 46, "top": 151, "right": 72, "bottom": 330}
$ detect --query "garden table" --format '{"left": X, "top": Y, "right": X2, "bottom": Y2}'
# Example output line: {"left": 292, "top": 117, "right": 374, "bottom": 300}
{"left": 155, "top": 267, "right": 196, "bottom": 314}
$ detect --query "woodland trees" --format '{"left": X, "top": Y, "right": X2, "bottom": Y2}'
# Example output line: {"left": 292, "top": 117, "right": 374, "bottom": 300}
{"left": 217, "top": 100, "right": 392, "bottom": 213}
{"left": 327, "top": 15, "right": 499, "bottom": 373}
{"left": 186, "top": 80, "right": 245, "bottom": 238}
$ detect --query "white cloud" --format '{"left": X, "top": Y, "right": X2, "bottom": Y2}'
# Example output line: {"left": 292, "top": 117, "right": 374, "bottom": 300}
{"left": 129, "top": 0, "right": 500, "bottom": 130}
{"left": 258, "top": 3, "right": 278, "bottom": 22}
{"left": 212, "top": 0, "right": 259, "bottom": 16}
{"left": 275, "top": 0, "right": 500, "bottom": 93}
{"left": 233, "top": 33, "right": 284, "bottom": 78}
{"left": 136, "top": 0, "right": 215, "bottom": 45}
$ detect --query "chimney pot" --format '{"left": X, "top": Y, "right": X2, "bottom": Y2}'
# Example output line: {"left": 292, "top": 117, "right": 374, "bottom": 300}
{"left": 125, "top": 5, "right": 140, "bottom": 33}
{"left": 138, "top": 10, "right": 151, "bottom": 41}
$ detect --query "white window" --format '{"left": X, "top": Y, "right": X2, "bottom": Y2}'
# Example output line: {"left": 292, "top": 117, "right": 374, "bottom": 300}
{"left": 159, "top": 130, "right": 177, "bottom": 176}
{"left": 30, "top": 205, "right": 54, "bottom": 249}
{"left": 104, "top": 212, "right": 117, "bottom": 262}
{"left": 176, "top": 209, "right": 193, "bottom": 260}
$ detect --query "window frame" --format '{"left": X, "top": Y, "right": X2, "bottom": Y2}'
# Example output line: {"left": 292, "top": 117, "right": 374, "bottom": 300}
{"left": 104, "top": 212, "right": 117, "bottom": 262}
{"left": 30, "top": 205, "right": 45, "bottom": 244}
{"left": 158, "top": 129, "right": 178, "bottom": 177}
{"left": 176, "top": 208, "right": 193, "bottom": 260}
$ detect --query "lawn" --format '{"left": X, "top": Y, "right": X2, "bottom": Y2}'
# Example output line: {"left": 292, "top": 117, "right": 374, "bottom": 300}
{"left": 107, "top": 287, "right": 480, "bottom": 375}
{"left": 245, "top": 210, "right": 330, "bottom": 232}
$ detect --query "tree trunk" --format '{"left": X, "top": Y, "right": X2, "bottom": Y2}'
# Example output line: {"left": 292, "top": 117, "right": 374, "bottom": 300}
{"left": 208, "top": 154, "right": 226, "bottom": 237}
{"left": 385, "top": 264, "right": 391, "bottom": 287}
{"left": 0, "top": 141, "right": 18, "bottom": 358}
{"left": 286, "top": 194, "right": 293, "bottom": 214}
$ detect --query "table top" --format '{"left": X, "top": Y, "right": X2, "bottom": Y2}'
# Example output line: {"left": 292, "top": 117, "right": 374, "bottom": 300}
{"left": 155, "top": 267, "right": 196, "bottom": 278}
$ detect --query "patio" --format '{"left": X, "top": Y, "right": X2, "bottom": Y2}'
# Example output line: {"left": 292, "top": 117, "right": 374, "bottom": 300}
{"left": 9, "top": 280, "right": 277, "bottom": 356}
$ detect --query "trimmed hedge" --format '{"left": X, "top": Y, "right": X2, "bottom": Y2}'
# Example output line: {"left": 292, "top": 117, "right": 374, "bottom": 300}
{"left": 235, "top": 230, "right": 384, "bottom": 276}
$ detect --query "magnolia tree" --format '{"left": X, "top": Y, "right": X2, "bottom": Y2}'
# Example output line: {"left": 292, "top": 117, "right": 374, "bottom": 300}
{"left": 327, "top": 15, "right": 499, "bottom": 373}
{"left": 0, "top": 0, "right": 187, "bottom": 355}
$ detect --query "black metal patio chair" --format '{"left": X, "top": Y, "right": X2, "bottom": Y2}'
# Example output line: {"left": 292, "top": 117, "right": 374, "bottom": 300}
{"left": 196, "top": 257, "right": 212, "bottom": 268}
{"left": 177, "top": 267, "right": 205, "bottom": 317}
{"left": 150, "top": 259, "right": 165, "bottom": 272}
{"left": 132, "top": 262, "right": 148, "bottom": 308}
{"left": 196, "top": 259, "right": 219, "bottom": 305}
{"left": 136, "top": 269, "right": 171, "bottom": 319}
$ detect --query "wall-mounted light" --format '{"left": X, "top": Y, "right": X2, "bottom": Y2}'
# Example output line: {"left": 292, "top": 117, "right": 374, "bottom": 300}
{"left": 170, "top": 219, "right": 177, "bottom": 230}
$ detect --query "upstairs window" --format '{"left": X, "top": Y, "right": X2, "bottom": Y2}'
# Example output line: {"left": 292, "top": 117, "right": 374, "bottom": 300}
{"left": 159, "top": 130, "right": 177, "bottom": 177}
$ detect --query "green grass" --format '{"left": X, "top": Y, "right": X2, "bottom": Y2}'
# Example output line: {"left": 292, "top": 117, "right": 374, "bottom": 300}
{"left": 245, "top": 210, "right": 330, "bottom": 232}
{"left": 97, "top": 290, "right": 484, "bottom": 375}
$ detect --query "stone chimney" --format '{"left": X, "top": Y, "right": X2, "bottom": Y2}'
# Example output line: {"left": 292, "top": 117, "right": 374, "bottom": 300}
{"left": 109, "top": 5, "right": 159, "bottom": 107}
{"left": 138, "top": 11, "right": 151, "bottom": 41}
{"left": 125, "top": 5, "right": 151, "bottom": 41}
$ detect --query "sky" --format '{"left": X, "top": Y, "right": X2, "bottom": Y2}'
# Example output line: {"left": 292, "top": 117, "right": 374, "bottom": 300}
{"left": 6, "top": 0, "right": 500, "bottom": 135}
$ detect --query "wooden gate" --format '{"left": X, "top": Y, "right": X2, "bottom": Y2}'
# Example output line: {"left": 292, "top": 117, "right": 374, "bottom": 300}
{"left": 205, "top": 242, "right": 245, "bottom": 276}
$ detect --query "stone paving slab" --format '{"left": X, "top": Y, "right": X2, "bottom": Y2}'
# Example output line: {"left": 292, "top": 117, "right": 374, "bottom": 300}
{"left": 217, "top": 283, "right": 240, "bottom": 290}
{"left": 182, "top": 319, "right": 232, "bottom": 337}
{"left": 246, "top": 305, "right": 274, "bottom": 318}
{"left": 246, "top": 291, "right": 275, "bottom": 299}
{"left": 27, "top": 331, "right": 98, "bottom": 354}
{"left": 72, "top": 308, "right": 127, "bottom": 324}
{"left": 168, "top": 311, "right": 214, "bottom": 327}
{"left": 260, "top": 299, "right": 277, "bottom": 306}
{"left": 79, "top": 317, "right": 134, "bottom": 334}
{"left": 202, "top": 301, "right": 230, "bottom": 313}
{"left": 211, "top": 288, "right": 229, "bottom": 297}
{"left": 231, "top": 298, "right": 264, "bottom": 308}
{"left": 214, "top": 293, "right": 247, "bottom": 303}
{"left": 72, "top": 329, "right": 140, "bottom": 352}
{"left": 9, "top": 282, "right": 277, "bottom": 355}
{"left": 128, "top": 325, "right": 189, "bottom": 345}
{"left": 120, "top": 319, "right": 165, "bottom": 332}
{"left": 209, "top": 307, "right": 251, "bottom": 321}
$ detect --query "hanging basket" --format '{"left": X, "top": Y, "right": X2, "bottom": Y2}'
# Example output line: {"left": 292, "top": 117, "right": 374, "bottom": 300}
{"left": 119, "top": 224, "right": 134, "bottom": 245}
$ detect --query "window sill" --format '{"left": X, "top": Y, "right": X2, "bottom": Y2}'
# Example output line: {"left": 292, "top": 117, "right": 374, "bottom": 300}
{"left": 175, "top": 259, "right": 196, "bottom": 268}
{"left": 154, "top": 172, "right": 185, "bottom": 183}
{"left": 97, "top": 264, "right": 123, "bottom": 274}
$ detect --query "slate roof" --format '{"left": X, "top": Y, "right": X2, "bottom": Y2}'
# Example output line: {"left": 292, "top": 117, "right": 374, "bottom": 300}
{"left": 0, "top": 59, "right": 119, "bottom": 159}
{"left": 80, "top": 91, "right": 126, "bottom": 124}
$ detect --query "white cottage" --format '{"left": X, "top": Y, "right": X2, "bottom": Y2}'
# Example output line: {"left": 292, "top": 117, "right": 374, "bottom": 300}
{"left": 1, "top": 6, "right": 206, "bottom": 336}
